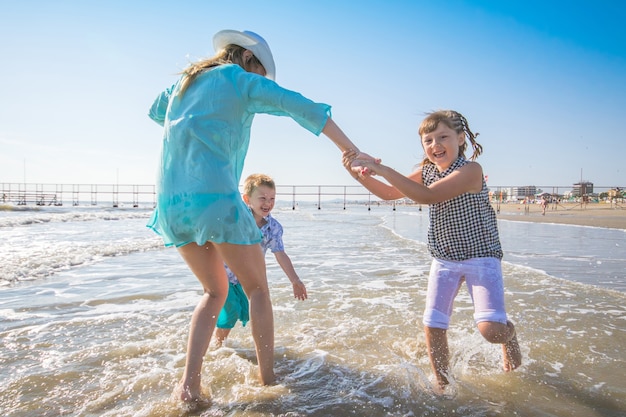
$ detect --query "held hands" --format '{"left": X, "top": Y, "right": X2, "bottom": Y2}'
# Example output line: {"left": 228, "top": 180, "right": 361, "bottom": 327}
{"left": 342, "top": 149, "right": 381, "bottom": 179}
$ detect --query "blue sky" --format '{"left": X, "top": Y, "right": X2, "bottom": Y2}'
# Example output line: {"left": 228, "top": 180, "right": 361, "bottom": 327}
{"left": 1, "top": 0, "right": 625, "bottom": 190}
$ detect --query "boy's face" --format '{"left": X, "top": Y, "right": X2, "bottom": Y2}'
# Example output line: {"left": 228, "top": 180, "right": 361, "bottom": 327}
{"left": 244, "top": 185, "right": 276, "bottom": 218}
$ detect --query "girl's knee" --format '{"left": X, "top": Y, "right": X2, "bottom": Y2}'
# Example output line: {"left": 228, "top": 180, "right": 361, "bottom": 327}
{"left": 477, "top": 321, "right": 513, "bottom": 344}
{"left": 424, "top": 326, "right": 447, "bottom": 338}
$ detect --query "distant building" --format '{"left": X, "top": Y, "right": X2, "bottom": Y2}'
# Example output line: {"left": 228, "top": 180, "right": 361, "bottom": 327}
{"left": 572, "top": 181, "right": 593, "bottom": 196}
{"left": 489, "top": 187, "right": 510, "bottom": 201}
{"left": 511, "top": 186, "right": 537, "bottom": 199}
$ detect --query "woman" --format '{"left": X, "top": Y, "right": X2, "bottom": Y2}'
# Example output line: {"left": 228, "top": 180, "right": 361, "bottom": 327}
{"left": 148, "top": 29, "right": 374, "bottom": 405}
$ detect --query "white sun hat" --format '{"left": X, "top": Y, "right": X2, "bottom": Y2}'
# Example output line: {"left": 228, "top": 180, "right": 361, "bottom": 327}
{"left": 212, "top": 29, "right": 276, "bottom": 80}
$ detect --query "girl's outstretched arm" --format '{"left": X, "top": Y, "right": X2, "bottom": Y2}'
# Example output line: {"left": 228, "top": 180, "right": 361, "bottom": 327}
{"left": 354, "top": 158, "right": 483, "bottom": 205}
{"left": 342, "top": 149, "right": 418, "bottom": 200}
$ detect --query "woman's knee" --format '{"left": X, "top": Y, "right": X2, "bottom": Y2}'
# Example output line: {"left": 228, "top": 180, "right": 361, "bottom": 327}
{"left": 241, "top": 283, "right": 271, "bottom": 303}
{"left": 203, "top": 286, "right": 229, "bottom": 303}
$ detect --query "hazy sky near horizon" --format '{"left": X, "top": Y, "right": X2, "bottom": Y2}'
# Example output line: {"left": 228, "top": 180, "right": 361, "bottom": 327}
{"left": 1, "top": 0, "right": 625, "bottom": 190}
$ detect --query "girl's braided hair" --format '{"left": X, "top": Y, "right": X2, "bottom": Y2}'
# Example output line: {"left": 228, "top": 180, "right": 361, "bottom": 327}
{"left": 418, "top": 110, "right": 482, "bottom": 166}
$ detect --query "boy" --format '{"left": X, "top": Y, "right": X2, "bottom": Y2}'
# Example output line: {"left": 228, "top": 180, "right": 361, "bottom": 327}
{"left": 214, "top": 173, "right": 307, "bottom": 346}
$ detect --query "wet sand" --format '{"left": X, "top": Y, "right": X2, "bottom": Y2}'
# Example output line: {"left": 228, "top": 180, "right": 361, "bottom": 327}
{"left": 493, "top": 202, "right": 626, "bottom": 230}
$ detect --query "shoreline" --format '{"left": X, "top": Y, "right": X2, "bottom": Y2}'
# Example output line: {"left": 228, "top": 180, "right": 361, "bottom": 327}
{"left": 492, "top": 202, "right": 626, "bottom": 230}
{"left": 2, "top": 202, "right": 625, "bottom": 230}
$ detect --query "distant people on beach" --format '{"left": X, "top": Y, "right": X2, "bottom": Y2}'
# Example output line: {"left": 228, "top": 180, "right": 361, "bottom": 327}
{"left": 214, "top": 173, "right": 307, "bottom": 347}
{"left": 582, "top": 195, "right": 590, "bottom": 209}
{"left": 147, "top": 29, "right": 376, "bottom": 407}
{"left": 345, "top": 110, "right": 522, "bottom": 391}
{"left": 541, "top": 195, "right": 548, "bottom": 215}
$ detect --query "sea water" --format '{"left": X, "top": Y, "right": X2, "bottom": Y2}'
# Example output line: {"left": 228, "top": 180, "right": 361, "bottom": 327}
{"left": 0, "top": 204, "right": 624, "bottom": 416}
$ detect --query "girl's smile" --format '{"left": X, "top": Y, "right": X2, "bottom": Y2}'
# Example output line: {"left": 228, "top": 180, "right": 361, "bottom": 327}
{"left": 421, "top": 123, "right": 465, "bottom": 171}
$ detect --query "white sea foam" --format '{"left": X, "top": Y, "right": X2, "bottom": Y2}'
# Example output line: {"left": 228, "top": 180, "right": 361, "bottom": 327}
{"left": 0, "top": 209, "right": 161, "bottom": 284}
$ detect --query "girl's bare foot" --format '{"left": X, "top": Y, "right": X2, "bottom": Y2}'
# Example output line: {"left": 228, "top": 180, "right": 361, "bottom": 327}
{"left": 502, "top": 322, "right": 522, "bottom": 371}
{"left": 174, "top": 383, "right": 211, "bottom": 409}
{"left": 432, "top": 378, "right": 448, "bottom": 396}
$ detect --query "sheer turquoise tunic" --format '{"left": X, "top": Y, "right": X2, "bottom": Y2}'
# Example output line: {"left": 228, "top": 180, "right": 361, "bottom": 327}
{"left": 147, "top": 64, "right": 331, "bottom": 247}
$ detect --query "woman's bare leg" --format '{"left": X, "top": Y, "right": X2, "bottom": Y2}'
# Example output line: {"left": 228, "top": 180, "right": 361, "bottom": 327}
{"left": 176, "top": 242, "right": 229, "bottom": 404}
{"left": 217, "top": 243, "right": 276, "bottom": 385}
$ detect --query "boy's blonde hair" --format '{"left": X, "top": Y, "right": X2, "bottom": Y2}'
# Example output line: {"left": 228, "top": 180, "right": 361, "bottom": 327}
{"left": 243, "top": 173, "right": 275, "bottom": 197}
{"left": 418, "top": 110, "right": 483, "bottom": 166}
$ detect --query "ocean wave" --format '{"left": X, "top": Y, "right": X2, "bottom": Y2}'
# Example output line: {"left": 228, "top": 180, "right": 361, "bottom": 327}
{"left": 0, "top": 207, "right": 152, "bottom": 228}
{"left": 0, "top": 236, "right": 163, "bottom": 285}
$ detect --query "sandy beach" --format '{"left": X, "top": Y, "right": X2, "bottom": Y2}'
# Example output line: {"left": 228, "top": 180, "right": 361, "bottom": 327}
{"left": 493, "top": 201, "right": 626, "bottom": 230}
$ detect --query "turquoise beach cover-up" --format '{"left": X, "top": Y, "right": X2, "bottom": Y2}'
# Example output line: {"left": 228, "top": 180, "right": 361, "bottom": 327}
{"left": 147, "top": 64, "right": 331, "bottom": 247}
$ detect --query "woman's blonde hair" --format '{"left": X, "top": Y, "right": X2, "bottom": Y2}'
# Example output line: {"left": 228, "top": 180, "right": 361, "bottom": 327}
{"left": 243, "top": 173, "right": 275, "bottom": 197}
{"left": 178, "top": 44, "right": 263, "bottom": 95}
{"left": 418, "top": 110, "right": 482, "bottom": 166}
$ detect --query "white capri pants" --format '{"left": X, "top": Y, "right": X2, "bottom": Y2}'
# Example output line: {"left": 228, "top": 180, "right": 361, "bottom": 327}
{"left": 423, "top": 257, "right": 508, "bottom": 329}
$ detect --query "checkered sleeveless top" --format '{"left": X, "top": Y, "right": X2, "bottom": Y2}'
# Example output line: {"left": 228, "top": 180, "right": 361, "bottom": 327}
{"left": 422, "top": 157, "right": 503, "bottom": 261}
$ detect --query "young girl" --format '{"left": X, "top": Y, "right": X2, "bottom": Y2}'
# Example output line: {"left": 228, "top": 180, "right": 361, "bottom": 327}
{"left": 148, "top": 29, "right": 374, "bottom": 406}
{"left": 344, "top": 110, "right": 521, "bottom": 390}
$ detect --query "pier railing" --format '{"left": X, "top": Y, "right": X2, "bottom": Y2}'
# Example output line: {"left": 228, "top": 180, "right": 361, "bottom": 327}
{"left": 0, "top": 182, "right": 380, "bottom": 209}
{"left": 1, "top": 183, "right": 156, "bottom": 208}
{"left": 1, "top": 182, "right": 622, "bottom": 209}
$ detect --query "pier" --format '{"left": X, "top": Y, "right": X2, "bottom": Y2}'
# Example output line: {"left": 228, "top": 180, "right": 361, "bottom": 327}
{"left": 1, "top": 182, "right": 622, "bottom": 210}
{"left": 1, "top": 183, "right": 156, "bottom": 208}
{"left": 0, "top": 183, "right": 378, "bottom": 209}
